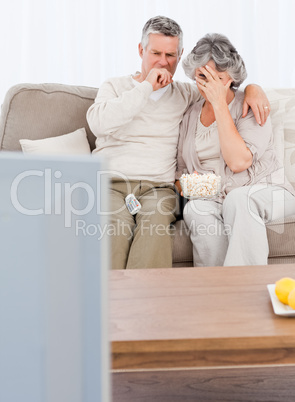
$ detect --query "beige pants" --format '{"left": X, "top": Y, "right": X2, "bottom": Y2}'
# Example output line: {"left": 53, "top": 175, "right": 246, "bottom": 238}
{"left": 184, "top": 185, "right": 295, "bottom": 267}
{"left": 108, "top": 180, "right": 177, "bottom": 269}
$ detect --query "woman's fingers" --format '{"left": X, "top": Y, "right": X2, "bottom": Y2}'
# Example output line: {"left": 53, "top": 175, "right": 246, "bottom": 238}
{"left": 203, "top": 64, "right": 219, "bottom": 81}
{"left": 195, "top": 76, "right": 207, "bottom": 88}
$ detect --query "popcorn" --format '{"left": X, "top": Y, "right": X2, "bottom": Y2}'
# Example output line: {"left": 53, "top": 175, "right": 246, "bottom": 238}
{"left": 179, "top": 172, "right": 221, "bottom": 199}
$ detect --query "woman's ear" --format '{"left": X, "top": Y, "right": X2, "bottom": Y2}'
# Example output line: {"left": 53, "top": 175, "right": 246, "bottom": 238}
{"left": 226, "top": 79, "right": 233, "bottom": 89}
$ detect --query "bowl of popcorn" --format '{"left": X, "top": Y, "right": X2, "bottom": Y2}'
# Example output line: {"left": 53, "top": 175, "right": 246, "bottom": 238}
{"left": 179, "top": 172, "right": 221, "bottom": 199}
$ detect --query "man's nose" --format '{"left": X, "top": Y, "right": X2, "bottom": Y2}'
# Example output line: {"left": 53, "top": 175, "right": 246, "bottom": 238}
{"left": 159, "top": 55, "right": 168, "bottom": 66}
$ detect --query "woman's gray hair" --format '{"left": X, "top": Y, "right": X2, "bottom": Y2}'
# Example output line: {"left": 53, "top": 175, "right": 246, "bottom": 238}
{"left": 141, "top": 16, "right": 183, "bottom": 55}
{"left": 182, "top": 33, "right": 247, "bottom": 88}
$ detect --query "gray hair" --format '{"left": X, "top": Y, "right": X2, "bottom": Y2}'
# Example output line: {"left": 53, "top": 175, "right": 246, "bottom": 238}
{"left": 141, "top": 16, "right": 183, "bottom": 55}
{"left": 182, "top": 33, "right": 247, "bottom": 88}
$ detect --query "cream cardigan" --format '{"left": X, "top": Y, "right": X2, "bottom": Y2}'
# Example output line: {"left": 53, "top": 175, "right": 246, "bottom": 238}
{"left": 176, "top": 90, "right": 295, "bottom": 197}
{"left": 87, "top": 75, "right": 200, "bottom": 183}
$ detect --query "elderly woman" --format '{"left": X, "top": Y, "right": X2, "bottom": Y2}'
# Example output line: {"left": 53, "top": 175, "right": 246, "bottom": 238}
{"left": 176, "top": 33, "right": 295, "bottom": 267}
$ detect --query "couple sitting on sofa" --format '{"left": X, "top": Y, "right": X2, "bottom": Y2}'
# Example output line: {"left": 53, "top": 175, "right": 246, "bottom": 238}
{"left": 86, "top": 15, "right": 295, "bottom": 270}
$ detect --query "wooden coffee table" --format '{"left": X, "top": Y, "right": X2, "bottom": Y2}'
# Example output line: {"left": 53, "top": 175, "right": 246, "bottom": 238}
{"left": 110, "top": 265, "right": 295, "bottom": 401}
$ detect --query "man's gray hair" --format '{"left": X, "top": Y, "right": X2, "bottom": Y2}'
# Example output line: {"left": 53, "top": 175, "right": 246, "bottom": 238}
{"left": 182, "top": 33, "right": 247, "bottom": 88}
{"left": 141, "top": 16, "right": 183, "bottom": 55}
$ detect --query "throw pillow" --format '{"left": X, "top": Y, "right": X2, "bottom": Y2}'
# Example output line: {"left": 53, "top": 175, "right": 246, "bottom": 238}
{"left": 19, "top": 128, "right": 91, "bottom": 155}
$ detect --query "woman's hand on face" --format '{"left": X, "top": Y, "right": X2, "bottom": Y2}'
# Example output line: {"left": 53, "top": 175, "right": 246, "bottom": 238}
{"left": 195, "top": 64, "right": 232, "bottom": 108}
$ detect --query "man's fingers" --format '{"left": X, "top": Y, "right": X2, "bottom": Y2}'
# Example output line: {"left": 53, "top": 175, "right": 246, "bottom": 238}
{"left": 260, "top": 105, "right": 270, "bottom": 126}
{"left": 258, "top": 103, "right": 271, "bottom": 126}
{"left": 147, "top": 68, "right": 173, "bottom": 90}
{"left": 251, "top": 104, "right": 262, "bottom": 126}
{"left": 262, "top": 105, "right": 271, "bottom": 126}
{"left": 258, "top": 104, "right": 265, "bottom": 126}
{"left": 262, "top": 109, "right": 269, "bottom": 126}
{"left": 158, "top": 73, "right": 166, "bottom": 83}
{"left": 157, "top": 70, "right": 172, "bottom": 86}
{"left": 242, "top": 100, "right": 271, "bottom": 126}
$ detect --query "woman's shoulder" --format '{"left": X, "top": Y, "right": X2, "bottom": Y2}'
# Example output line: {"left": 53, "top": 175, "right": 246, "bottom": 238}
{"left": 233, "top": 89, "right": 244, "bottom": 106}
{"left": 180, "top": 99, "right": 203, "bottom": 139}
{"left": 230, "top": 89, "right": 246, "bottom": 118}
{"left": 185, "top": 98, "right": 204, "bottom": 117}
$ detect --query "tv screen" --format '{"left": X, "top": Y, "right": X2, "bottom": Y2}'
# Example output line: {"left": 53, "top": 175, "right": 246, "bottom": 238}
{"left": 0, "top": 153, "right": 110, "bottom": 402}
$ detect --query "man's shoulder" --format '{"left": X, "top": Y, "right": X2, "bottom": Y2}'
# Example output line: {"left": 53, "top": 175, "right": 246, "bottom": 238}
{"left": 102, "top": 75, "right": 132, "bottom": 87}
{"left": 171, "top": 81, "right": 200, "bottom": 107}
{"left": 98, "top": 75, "right": 134, "bottom": 96}
{"left": 172, "top": 81, "right": 196, "bottom": 93}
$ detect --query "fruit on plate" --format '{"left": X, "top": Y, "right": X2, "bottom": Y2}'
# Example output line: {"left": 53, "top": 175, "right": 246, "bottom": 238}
{"left": 288, "top": 288, "right": 295, "bottom": 310}
{"left": 275, "top": 277, "right": 295, "bottom": 305}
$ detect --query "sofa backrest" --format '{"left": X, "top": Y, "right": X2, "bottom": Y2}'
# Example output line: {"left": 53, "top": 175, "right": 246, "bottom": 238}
{"left": 1, "top": 83, "right": 294, "bottom": 189}
{"left": 0, "top": 83, "right": 98, "bottom": 151}
{"left": 266, "top": 88, "right": 295, "bottom": 189}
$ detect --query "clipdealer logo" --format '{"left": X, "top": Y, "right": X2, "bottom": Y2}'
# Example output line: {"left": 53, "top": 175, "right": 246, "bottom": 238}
{"left": 10, "top": 168, "right": 113, "bottom": 228}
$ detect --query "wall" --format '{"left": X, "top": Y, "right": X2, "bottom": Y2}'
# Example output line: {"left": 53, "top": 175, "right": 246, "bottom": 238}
{"left": 0, "top": 0, "right": 294, "bottom": 103}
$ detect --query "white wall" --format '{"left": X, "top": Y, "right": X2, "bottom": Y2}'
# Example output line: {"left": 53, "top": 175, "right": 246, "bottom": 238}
{"left": 0, "top": 0, "right": 294, "bottom": 104}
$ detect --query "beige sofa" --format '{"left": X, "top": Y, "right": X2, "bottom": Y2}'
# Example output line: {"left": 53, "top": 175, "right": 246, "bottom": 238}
{"left": 1, "top": 83, "right": 295, "bottom": 266}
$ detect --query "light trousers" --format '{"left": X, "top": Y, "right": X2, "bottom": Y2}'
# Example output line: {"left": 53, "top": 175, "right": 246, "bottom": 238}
{"left": 108, "top": 180, "right": 177, "bottom": 269}
{"left": 183, "top": 185, "right": 295, "bottom": 267}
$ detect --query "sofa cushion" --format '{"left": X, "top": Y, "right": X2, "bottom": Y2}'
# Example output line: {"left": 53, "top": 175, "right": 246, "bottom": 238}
{"left": 0, "top": 83, "right": 98, "bottom": 152}
{"left": 19, "top": 127, "right": 91, "bottom": 155}
{"left": 267, "top": 214, "right": 295, "bottom": 258}
{"left": 172, "top": 220, "right": 193, "bottom": 267}
{"left": 173, "top": 214, "right": 295, "bottom": 267}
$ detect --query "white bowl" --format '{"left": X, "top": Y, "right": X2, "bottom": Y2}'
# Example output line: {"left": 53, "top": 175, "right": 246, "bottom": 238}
{"left": 179, "top": 173, "right": 221, "bottom": 199}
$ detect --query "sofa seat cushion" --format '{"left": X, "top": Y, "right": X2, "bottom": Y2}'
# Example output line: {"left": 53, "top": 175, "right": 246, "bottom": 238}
{"left": 173, "top": 214, "right": 295, "bottom": 266}
{"left": 172, "top": 220, "right": 193, "bottom": 266}
{"left": 266, "top": 214, "right": 295, "bottom": 258}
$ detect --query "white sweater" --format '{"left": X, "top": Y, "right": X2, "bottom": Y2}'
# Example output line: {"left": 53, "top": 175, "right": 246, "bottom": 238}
{"left": 87, "top": 75, "right": 200, "bottom": 183}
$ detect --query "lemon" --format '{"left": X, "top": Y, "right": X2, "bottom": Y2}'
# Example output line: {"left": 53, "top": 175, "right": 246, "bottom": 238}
{"left": 288, "top": 288, "right": 295, "bottom": 310}
{"left": 275, "top": 277, "right": 295, "bottom": 305}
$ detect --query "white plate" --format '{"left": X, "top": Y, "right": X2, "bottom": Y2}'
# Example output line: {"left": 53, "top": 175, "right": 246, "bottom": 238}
{"left": 267, "top": 284, "right": 295, "bottom": 317}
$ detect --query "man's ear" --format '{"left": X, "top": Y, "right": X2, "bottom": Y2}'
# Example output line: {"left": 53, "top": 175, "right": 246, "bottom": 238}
{"left": 138, "top": 43, "right": 144, "bottom": 58}
{"left": 178, "top": 48, "right": 184, "bottom": 62}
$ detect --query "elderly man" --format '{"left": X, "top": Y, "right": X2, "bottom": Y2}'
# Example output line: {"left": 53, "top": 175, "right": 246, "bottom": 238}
{"left": 87, "top": 16, "right": 270, "bottom": 270}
